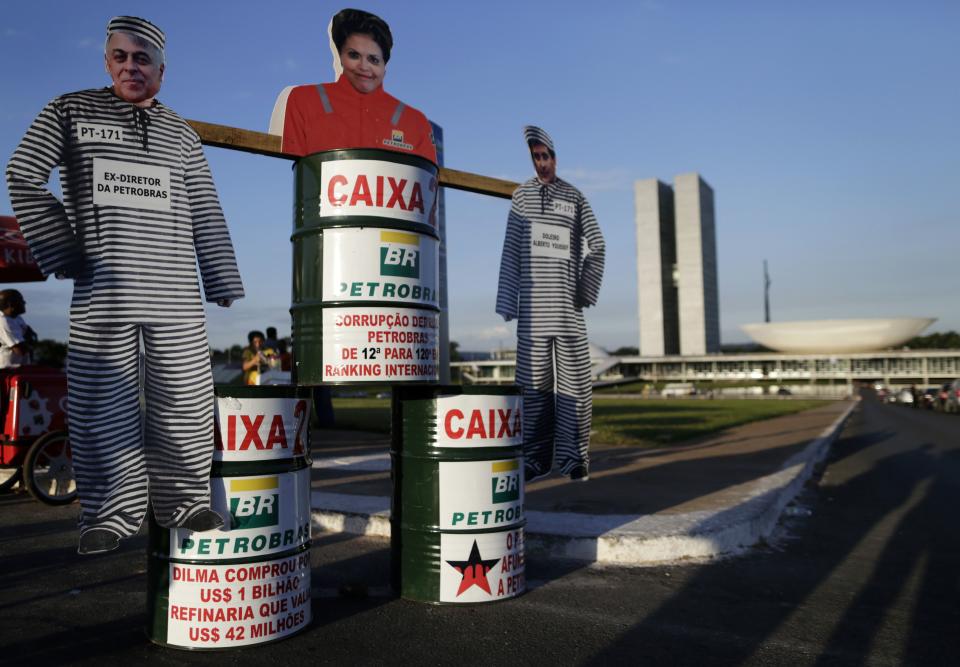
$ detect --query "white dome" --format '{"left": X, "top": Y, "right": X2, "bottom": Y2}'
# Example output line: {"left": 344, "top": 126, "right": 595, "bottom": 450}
{"left": 741, "top": 318, "right": 936, "bottom": 354}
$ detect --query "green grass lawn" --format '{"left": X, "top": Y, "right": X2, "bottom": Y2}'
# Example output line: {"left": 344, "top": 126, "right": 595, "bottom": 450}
{"left": 331, "top": 396, "right": 829, "bottom": 447}
{"left": 591, "top": 398, "right": 827, "bottom": 446}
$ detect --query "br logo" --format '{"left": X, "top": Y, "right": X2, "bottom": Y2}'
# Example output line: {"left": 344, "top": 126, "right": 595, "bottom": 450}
{"left": 379, "top": 230, "right": 419, "bottom": 279}
{"left": 228, "top": 477, "right": 280, "bottom": 529}
{"left": 491, "top": 460, "right": 520, "bottom": 504}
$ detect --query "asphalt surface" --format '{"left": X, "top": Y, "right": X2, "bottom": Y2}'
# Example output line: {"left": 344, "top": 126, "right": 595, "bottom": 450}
{"left": 311, "top": 401, "right": 852, "bottom": 515}
{"left": 1, "top": 395, "right": 958, "bottom": 665}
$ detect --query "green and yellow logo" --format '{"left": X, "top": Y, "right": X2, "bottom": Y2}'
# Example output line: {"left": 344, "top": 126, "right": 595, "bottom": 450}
{"left": 491, "top": 460, "right": 520, "bottom": 503}
{"left": 379, "top": 230, "right": 420, "bottom": 279}
{"left": 228, "top": 476, "right": 279, "bottom": 529}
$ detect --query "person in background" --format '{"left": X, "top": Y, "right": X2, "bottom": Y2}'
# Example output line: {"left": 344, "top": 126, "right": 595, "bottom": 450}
{"left": 264, "top": 326, "right": 280, "bottom": 356}
{"left": 0, "top": 290, "right": 35, "bottom": 368}
{"left": 242, "top": 330, "right": 269, "bottom": 386}
{"left": 5, "top": 16, "right": 245, "bottom": 555}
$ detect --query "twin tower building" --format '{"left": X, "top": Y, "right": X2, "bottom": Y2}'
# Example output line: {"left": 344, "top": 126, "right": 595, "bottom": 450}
{"left": 635, "top": 173, "right": 720, "bottom": 357}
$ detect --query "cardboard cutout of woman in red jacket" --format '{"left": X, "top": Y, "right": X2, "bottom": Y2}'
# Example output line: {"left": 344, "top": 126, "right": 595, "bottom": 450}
{"left": 269, "top": 8, "right": 437, "bottom": 163}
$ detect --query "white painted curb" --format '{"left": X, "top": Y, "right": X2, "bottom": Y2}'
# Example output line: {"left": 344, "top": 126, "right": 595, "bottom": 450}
{"left": 310, "top": 401, "right": 857, "bottom": 565}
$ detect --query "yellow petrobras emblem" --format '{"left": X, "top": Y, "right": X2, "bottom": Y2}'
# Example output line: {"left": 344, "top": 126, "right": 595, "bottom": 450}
{"left": 379, "top": 230, "right": 420, "bottom": 279}
{"left": 382, "top": 129, "right": 414, "bottom": 151}
{"left": 229, "top": 477, "right": 279, "bottom": 529}
{"left": 444, "top": 458, "right": 524, "bottom": 529}
{"left": 491, "top": 460, "right": 520, "bottom": 503}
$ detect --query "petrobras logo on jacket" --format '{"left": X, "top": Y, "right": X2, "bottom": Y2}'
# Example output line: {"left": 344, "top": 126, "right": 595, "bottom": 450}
{"left": 382, "top": 129, "right": 414, "bottom": 151}
{"left": 319, "top": 159, "right": 438, "bottom": 228}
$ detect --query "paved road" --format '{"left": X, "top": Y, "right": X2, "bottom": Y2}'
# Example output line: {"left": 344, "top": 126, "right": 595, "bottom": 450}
{"left": 1, "top": 396, "right": 957, "bottom": 665}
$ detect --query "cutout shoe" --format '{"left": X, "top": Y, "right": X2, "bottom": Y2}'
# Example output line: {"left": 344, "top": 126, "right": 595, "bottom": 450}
{"left": 78, "top": 528, "right": 121, "bottom": 555}
{"left": 182, "top": 508, "right": 225, "bottom": 532}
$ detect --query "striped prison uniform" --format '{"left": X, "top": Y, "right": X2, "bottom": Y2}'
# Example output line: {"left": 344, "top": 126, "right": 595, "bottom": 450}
{"left": 6, "top": 87, "right": 245, "bottom": 539}
{"left": 496, "top": 177, "right": 605, "bottom": 477}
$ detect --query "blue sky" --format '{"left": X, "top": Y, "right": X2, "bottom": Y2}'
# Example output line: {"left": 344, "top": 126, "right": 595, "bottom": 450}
{"left": 1, "top": 1, "right": 957, "bottom": 351}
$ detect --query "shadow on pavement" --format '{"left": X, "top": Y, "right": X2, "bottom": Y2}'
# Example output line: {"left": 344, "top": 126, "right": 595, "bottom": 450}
{"left": 526, "top": 436, "right": 813, "bottom": 516}
{"left": 582, "top": 403, "right": 954, "bottom": 664}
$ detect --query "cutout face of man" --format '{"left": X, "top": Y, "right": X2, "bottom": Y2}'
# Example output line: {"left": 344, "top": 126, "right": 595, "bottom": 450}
{"left": 339, "top": 33, "right": 386, "bottom": 94}
{"left": 105, "top": 31, "right": 164, "bottom": 107}
{"left": 530, "top": 143, "right": 556, "bottom": 184}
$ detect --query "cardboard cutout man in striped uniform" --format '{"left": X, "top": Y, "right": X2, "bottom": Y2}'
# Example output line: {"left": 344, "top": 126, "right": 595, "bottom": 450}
{"left": 496, "top": 127, "right": 605, "bottom": 482}
{"left": 5, "top": 17, "right": 245, "bottom": 554}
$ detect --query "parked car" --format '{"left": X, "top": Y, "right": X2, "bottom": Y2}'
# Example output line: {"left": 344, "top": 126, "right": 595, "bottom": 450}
{"left": 944, "top": 380, "right": 960, "bottom": 413}
{"left": 896, "top": 389, "right": 914, "bottom": 405}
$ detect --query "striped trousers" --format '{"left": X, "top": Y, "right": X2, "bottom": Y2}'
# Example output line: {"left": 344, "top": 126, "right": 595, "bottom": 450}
{"left": 67, "top": 321, "right": 215, "bottom": 539}
{"left": 515, "top": 336, "right": 593, "bottom": 476}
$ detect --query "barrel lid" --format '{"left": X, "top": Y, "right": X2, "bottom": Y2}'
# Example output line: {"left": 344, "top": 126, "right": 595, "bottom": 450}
{"left": 215, "top": 385, "right": 311, "bottom": 399}
{"left": 297, "top": 147, "right": 438, "bottom": 171}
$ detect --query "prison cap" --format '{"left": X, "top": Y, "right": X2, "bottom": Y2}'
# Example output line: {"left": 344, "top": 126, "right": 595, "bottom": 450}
{"left": 106, "top": 16, "right": 165, "bottom": 52}
{"left": 523, "top": 125, "right": 555, "bottom": 154}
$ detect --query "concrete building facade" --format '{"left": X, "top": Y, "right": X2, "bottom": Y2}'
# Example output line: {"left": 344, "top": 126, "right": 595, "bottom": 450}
{"left": 451, "top": 349, "right": 960, "bottom": 390}
{"left": 634, "top": 179, "right": 679, "bottom": 356}
{"left": 635, "top": 172, "right": 720, "bottom": 356}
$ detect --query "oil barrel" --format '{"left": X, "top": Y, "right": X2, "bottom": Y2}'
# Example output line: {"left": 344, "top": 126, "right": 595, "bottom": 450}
{"left": 146, "top": 386, "right": 313, "bottom": 649}
{"left": 291, "top": 148, "right": 441, "bottom": 385}
{"left": 391, "top": 385, "right": 526, "bottom": 603}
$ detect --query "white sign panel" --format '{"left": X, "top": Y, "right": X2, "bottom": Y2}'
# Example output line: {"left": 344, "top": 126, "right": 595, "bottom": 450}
{"left": 77, "top": 122, "right": 125, "bottom": 144}
{"left": 434, "top": 394, "right": 522, "bottom": 448}
{"left": 322, "top": 227, "right": 439, "bottom": 307}
{"left": 92, "top": 157, "right": 170, "bottom": 211}
{"left": 322, "top": 306, "right": 439, "bottom": 382}
{"left": 438, "top": 458, "right": 524, "bottom": 531}
{"left": 214, "top": 395, "right": 310, "bottom": 462}
{"left": 318, "top": 159, "right": 438, "bottom": 227}
{"left": 165, "top": 551, "right": 311, "bottom": 648}
{"left": 168, "top": 469, "right": 311, "bottom": 560}
{"left": 439, "top": 528, "right": 525, "bottom": 603}
{"left": 530, "top": 222, "right": 570, "bottom": 259}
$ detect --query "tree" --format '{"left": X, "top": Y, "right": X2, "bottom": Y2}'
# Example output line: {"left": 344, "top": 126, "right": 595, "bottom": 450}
{"left": 611, "top": 346, "right": 639, "bottom": 356}
{"left": 450, "top": 340, "right": 463, "bottom": 362}
{"left": 905, "top": 331, "right": 960, "bottom": 349}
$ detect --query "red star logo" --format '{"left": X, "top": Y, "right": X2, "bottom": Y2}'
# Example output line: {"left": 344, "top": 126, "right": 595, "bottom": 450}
{"left": 445, "top": 540, "right": 500, "bottom": 596}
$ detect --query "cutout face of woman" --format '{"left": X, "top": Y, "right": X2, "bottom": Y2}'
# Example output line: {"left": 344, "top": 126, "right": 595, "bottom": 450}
{"left": 339, "top": 33, "right": 386, "bottom": 94}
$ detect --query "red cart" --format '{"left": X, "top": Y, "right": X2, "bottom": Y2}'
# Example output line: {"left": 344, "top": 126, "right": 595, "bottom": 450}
{"left": 0, "top": 366, "right": 75, "bottom": 504}
{"left": 0, "top": 215, "right": 76, "bottom": 505}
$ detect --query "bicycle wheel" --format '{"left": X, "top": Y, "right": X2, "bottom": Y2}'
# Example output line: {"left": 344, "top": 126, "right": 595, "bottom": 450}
{"left": 24, "top": 430, "right": 77, "bottom": 505}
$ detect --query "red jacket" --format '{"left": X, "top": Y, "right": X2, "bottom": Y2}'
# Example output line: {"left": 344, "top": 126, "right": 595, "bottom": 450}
{"left": 279, "top": 76, "right": 437, "bottom": 163}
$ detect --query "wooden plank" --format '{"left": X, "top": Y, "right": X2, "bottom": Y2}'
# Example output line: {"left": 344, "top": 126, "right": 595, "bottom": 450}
{"left": 187, "top": 119, "right": 517, "bottom": 199}
{"left": 187, "top": 119, "right": 286, "bottom": 158}
{"left": 438, "top": 167, "right": 516, "bottom": 199}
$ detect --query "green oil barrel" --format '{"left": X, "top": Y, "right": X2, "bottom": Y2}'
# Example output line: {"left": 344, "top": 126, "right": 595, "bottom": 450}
{"left": 391, "top": 385, "right": 526, "bottom": 603}
{"left": 147, "top": 386, "right": 313, "bottom": 649}
{"left": 291, "top": 148, "right": 441, "bottom": 385}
